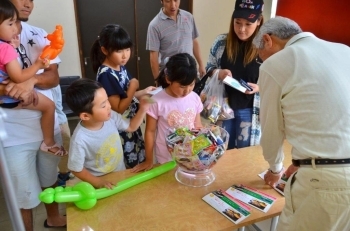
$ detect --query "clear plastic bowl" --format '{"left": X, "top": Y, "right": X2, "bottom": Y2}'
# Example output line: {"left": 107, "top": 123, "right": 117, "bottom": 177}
{"left": 166, "top": 126, "right": 229, "bottom": 187}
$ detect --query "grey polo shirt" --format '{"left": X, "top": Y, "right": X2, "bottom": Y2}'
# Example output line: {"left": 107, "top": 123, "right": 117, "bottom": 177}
{"left": 146, "top": 8, "right": 199, "bottom": 69}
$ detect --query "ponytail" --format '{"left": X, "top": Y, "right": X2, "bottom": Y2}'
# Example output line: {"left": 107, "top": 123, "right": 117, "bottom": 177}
{"left": 156, "top": 68, "right": 169, "bottom": 88}
{"left": 90, "top": 39, "right": 105, "bottom": 74}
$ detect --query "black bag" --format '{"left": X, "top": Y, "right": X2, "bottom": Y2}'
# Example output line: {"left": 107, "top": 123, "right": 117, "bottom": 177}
{"left": 193, "top": 67, "right": 214, "bottom": 95}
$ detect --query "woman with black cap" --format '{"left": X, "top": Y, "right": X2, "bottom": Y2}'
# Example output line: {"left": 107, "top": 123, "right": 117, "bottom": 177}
{"left": 206, "top": 0, "right": 264, "bottom": 149}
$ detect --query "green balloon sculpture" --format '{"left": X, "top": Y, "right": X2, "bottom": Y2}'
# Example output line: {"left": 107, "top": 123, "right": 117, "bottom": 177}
{"left": 39, "top": 161, "right": 176, "bottom": 210}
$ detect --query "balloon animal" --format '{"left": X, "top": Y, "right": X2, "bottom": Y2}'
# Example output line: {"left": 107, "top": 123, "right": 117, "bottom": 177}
{"left": 40, "top": 25, "right": 65, "bottom": 60}
{"left": 39, "top": 161, "right": 177, "bottom": 210}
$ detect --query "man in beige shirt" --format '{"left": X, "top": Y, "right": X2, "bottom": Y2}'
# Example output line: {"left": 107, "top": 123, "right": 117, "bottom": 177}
{"left": 253, "top": 17, "right": 350, "bottom": 231}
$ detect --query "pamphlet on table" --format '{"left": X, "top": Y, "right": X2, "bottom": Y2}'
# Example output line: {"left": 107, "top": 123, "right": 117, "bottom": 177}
{"left": 202, "top": 189, "right": 251, "bottom": 224}
{"left": 225, "top": 184, "right": 277, "bottom": 213}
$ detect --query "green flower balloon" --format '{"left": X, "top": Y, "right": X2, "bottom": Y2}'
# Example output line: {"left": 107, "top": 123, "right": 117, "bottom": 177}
{"left": 39, "top": 161, "right": 176, "bottom": 210}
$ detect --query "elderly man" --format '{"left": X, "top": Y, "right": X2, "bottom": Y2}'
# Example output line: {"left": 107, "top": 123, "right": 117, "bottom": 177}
{"left": 253, "top": 16, "right": 350, "bottom": 231}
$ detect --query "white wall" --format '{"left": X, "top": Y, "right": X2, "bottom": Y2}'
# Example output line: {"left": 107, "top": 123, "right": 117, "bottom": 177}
{"left": 28, "top": 0, "right": 81, "bottom": 78}
{"left": 27, "top": 0, "right": 276, "bottom": 77}
{"left": 193, "top": 0, "right": 233, "bottom": 67}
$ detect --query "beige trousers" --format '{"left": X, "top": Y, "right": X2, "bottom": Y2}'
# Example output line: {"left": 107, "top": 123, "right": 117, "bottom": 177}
{"left": 277, "top": 165, "right": 350, "bottom": 231}
{"left": 58, "top": 122, "right": 71, "bottom": 173}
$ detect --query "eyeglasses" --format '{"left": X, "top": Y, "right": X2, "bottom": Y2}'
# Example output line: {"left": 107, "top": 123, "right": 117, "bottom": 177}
{"left": 16, "top": 44, "right": 32, "bottom": 69}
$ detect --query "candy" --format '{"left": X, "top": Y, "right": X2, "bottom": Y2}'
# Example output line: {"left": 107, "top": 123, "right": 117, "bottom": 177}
{"left": 167, "top": 126, "right": 228, "bottom": 171}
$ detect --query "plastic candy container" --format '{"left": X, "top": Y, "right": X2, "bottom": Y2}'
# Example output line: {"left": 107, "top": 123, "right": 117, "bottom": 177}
{"left": 166, "top": 126, "right": 229, "bottom": 187}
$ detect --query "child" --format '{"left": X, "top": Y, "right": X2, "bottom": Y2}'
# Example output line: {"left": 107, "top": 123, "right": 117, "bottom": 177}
{"left": 65, "top": 78, "right": 150, "bottom": 189}
{"left": 0, "top": 1, "right": 66, "bottom": 156}
{"left": 90, "top": 24, "right": 156, "bottom": 168}
{"left": 131, "top": 53, "right": 203, "bottom": 173}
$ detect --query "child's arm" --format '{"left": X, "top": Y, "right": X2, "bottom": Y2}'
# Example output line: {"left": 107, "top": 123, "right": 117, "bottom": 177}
{"left": 71, "top": 168, "right": 115, "bottom": 189}
{"left": 134, "top": 86, "right": 157, "bottom": 99}
{"left": 131, "top": 114, "right": 156, "bottom": 173}
{"left": 194, "top": 113, "right": 203, "bottom": 128}
{"left": 109, "top": 78, "right": 139, "bottom": 114}
{"left": 125, "top": 95, "right": 150, "bottom": 132}
{"left": 6, "top": 58, "right": 49, "bottom": 83}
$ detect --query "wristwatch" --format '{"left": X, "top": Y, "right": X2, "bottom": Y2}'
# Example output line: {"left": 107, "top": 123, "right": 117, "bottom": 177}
{"left": 269, "top": 169, "right": 283, "bottom": 175}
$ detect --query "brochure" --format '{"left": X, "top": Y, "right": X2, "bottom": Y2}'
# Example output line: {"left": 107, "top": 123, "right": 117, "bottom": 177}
{"left": 202, "top": 189, "right": 251, "bottom": 224}
{"left": 149, "top": 87, "right": 163, "bottom": 95}
{"left": 258, "top": 170, "right": 289, "bottom": 196}
{"left": 225, "top": 184, "right": 276, "bottom": 213}
{"left": 223, "top": 76, "right": 247, "bottom": 93}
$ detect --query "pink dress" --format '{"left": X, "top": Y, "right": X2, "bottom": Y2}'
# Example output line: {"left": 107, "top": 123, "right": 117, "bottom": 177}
{"left": 147, "top": 90, "right": 203, "bottom": 163}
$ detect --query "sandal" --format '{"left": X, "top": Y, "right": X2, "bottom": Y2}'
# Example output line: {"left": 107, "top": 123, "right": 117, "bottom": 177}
{"left": 40, "top": 142, "right": 68, "bottom": 156}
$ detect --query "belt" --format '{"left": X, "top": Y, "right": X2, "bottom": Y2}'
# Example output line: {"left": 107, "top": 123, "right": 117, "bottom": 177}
{"left": 292, "top": 158, "right": 350, "bottom": 167}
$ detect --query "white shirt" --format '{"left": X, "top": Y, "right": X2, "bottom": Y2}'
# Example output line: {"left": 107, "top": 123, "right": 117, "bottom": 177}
{"left": 258, "top": 32, "right": 350, "bottom": 172}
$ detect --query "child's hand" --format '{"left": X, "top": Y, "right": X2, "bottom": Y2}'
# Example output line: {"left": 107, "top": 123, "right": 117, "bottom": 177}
{"left": 95, "top": 179, "right": 115, "bottom": 189}
{"left": 130, "top": 160, "right": 154, "bottom": 173}
{"left": 138, "top": 95, "right": 153, "bottom": 112}
{"left": 35, "top": 57, "right": 50, "bottom": 69}
{"left": 142, "top": 86, "right": 157, "bottom": 95}
{"left": 10, "top": 35, "right": 20, "bottom": 49}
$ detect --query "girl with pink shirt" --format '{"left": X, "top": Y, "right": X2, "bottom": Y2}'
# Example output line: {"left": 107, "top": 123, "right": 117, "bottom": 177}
{"left": 131, "top": 53, "right": 203, "bottom": 173}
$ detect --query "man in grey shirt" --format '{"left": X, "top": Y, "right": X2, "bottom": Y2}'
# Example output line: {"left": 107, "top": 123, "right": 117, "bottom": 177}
{"left": 146, "top": 0, "right": 205, "bottom": 80}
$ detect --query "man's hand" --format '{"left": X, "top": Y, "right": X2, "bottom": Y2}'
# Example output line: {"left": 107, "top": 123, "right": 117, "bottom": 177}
{"left": 264, "top": 169, "right": 284, "bottom": 187}
{"left": 5, "top": 79, "right": 38, "bottom": 106}
{"left": 284, "top": 164, "right": 299, "bottom": 178}
{"left": 198, "top": 65, "right": 206, "bottom": 78}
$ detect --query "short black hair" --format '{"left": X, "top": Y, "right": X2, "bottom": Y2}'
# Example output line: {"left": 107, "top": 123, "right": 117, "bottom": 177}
{"left": 65, "top": 78, "right": 103, "bottom": 115}
{"left": 0, "top": 0, "right": 18, "bottom": 25}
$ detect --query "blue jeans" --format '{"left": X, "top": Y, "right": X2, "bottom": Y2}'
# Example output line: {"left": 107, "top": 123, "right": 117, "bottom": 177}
{"left": 221, "top": 108, "right": 252, "bottom": 149}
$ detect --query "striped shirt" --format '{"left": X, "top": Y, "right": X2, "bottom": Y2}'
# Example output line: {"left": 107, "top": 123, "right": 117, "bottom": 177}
{"left": 146, "top": 8, "right": 199, "bottom": 69}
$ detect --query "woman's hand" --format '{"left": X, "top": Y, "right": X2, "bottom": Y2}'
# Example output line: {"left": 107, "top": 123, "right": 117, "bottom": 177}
{"left": 217, "top": 69, "right": 232, "bottom": 81}
{"left": 245, "top": 82, "right": 259, "bottom": 94}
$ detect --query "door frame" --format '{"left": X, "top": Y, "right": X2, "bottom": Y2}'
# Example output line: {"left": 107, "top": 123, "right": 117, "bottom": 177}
{"left": 73, "top": 0, "right": 193, "bottom": 81}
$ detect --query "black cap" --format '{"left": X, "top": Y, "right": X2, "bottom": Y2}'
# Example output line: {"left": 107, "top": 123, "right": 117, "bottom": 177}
{"left": 232, "top": 0, "right": 264, "bottom": 23}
